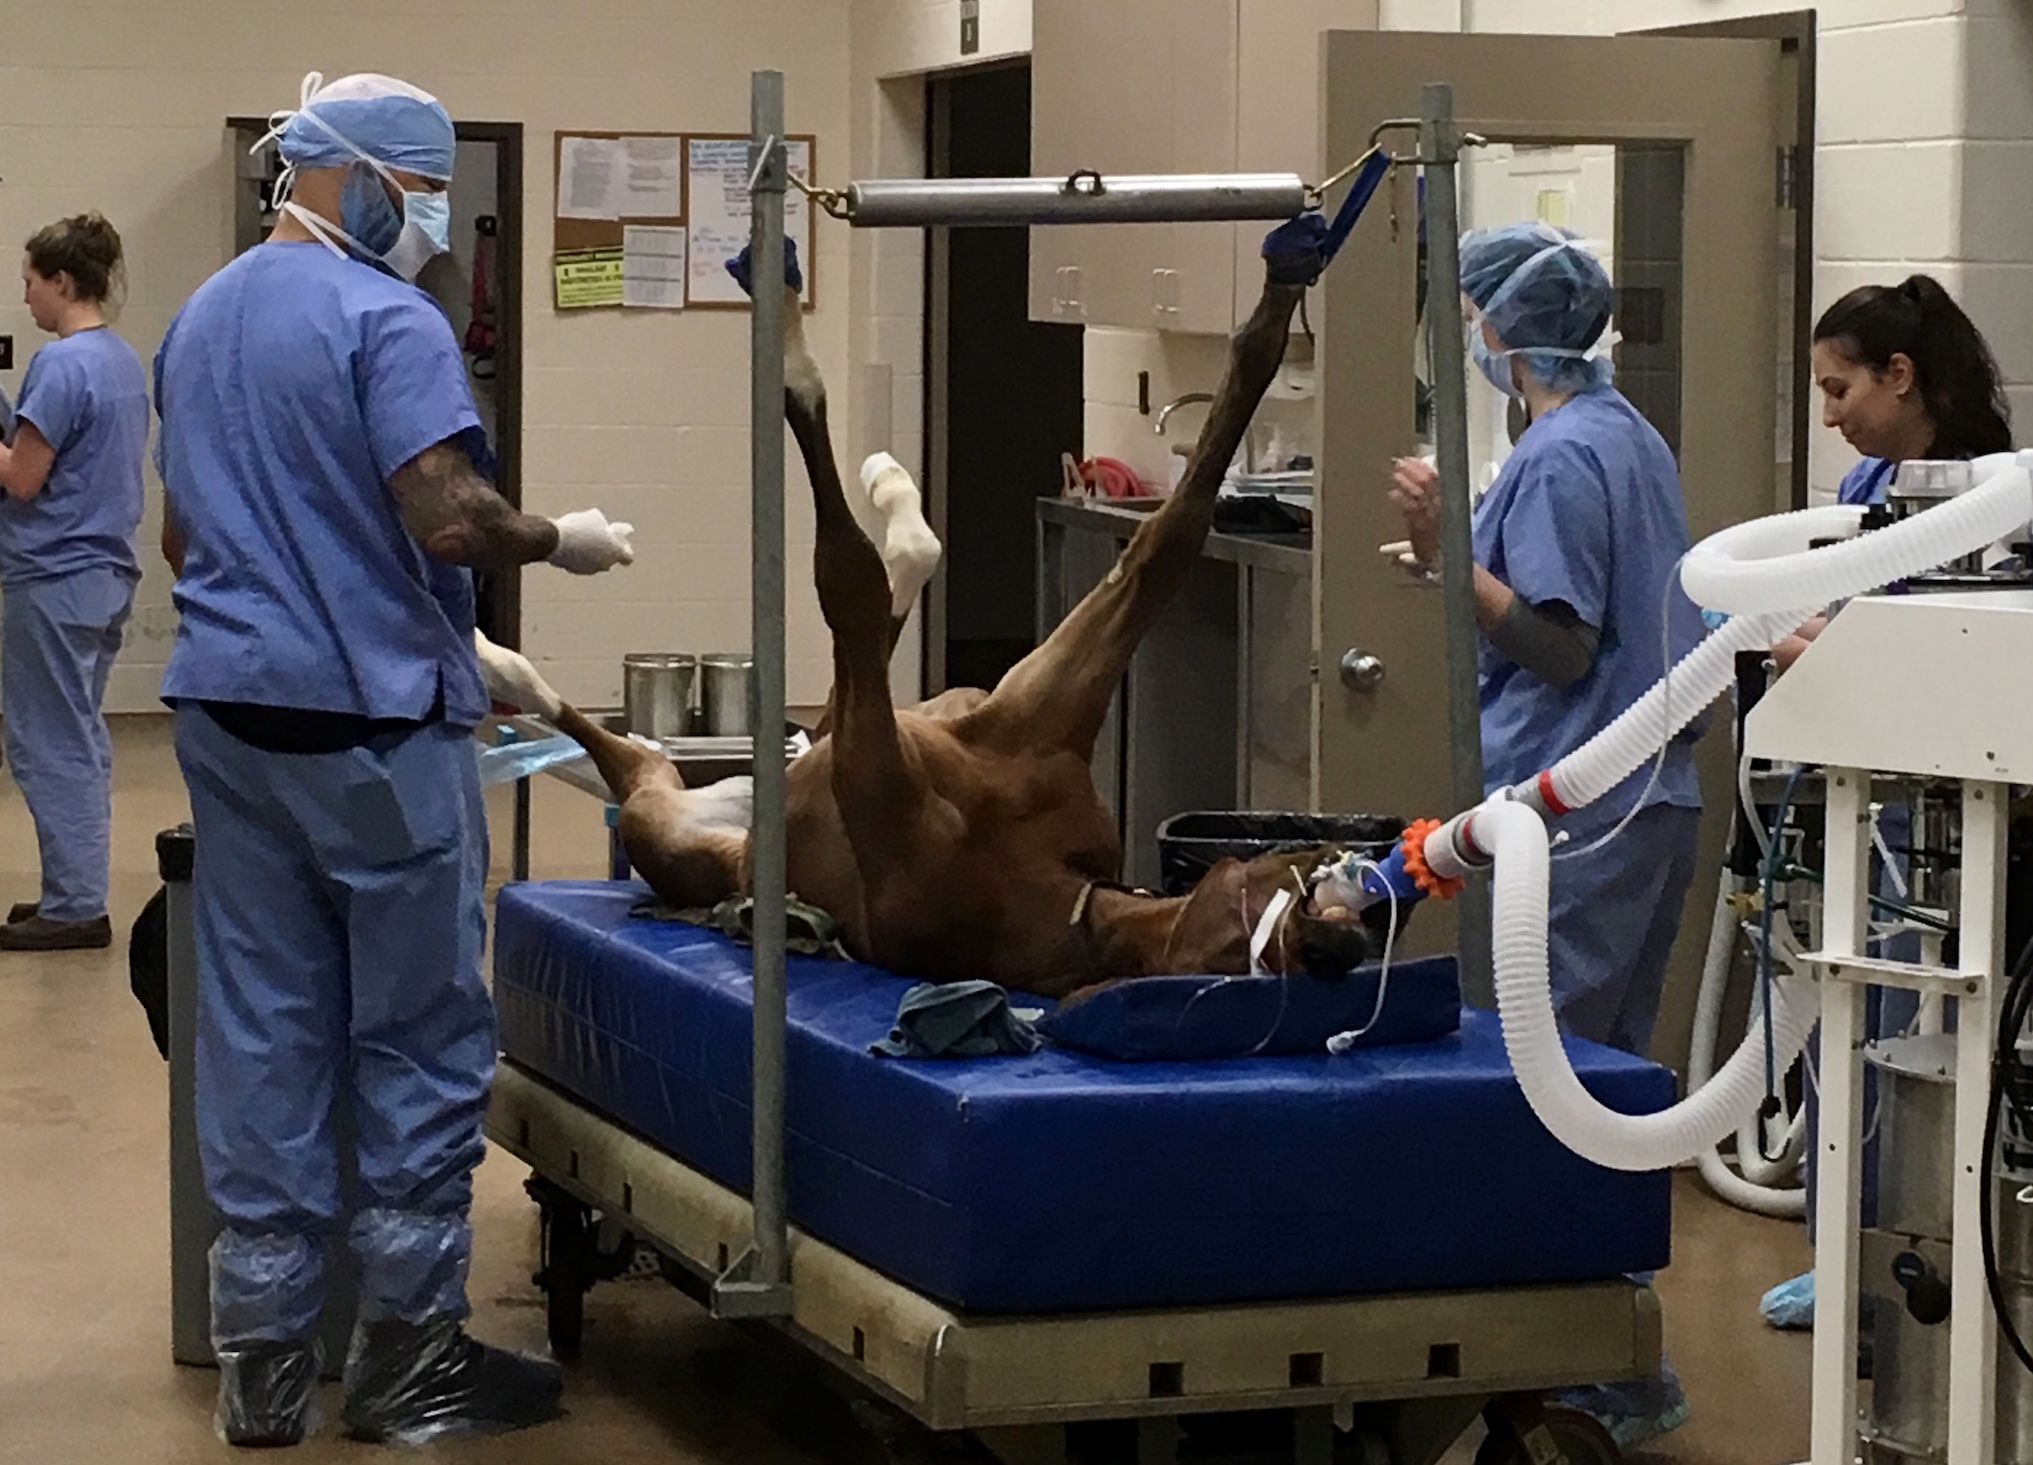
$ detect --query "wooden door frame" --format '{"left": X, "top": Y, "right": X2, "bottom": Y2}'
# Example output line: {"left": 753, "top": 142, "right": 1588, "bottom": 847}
{"left": 1640, "top": 10, "right": 1817, "bottom": 511}
{"left": 1312, "top": 31, "right": 1785, "bottom": 1003}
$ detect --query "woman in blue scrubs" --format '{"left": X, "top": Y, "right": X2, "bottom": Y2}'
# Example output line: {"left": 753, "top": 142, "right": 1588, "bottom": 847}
{"left": 1390, "top": 223, "right": 1703, "bottom": 1449}
{"left": 1776, "top": 275, "right": 2011, "bottom": 668}
{"left": 1390, "top": 223, "right": 1705, "bottom": 1060}
{"left": 1760, "top": 277, "right": 2011, "bottom": 1332}
{"left": 0, "top": 213, "right": 147, "bottom": 952}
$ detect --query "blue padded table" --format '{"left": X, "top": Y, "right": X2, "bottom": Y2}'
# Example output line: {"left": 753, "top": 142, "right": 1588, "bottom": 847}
{"left": 493, "top": 881, "right": 1673, "bottom": 1316}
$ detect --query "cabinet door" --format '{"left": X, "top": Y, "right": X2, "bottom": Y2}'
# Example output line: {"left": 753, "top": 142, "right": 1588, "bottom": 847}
{"left": 1030, "top": 0, "right": 1238, "bottom": 331}
{"left": 1158, "top": 0, "right": 1240, "bottom": 334}
{"left": 1029, "top": 0, "right": 1175, "bottom": 327}
{"left": 1230, "top": 0, "right": 1380, "bottom": 327}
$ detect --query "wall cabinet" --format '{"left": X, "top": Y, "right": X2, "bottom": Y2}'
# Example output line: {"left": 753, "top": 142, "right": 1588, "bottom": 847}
{"left": 1028, "top": 0, "right": 1379, "bottom": 334}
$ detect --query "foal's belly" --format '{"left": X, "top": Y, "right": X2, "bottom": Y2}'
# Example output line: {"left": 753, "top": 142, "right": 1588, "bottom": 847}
{"left": 777, "top": 723, "right": 1119, "bottom": 991}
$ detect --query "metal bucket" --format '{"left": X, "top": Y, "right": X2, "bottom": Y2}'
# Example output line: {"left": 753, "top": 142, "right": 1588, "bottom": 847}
{"left": 698, "top": 655, "right": 754, "bottom": 737}
{"left": 623, "top": 654, "right": 697, "bottom": 740}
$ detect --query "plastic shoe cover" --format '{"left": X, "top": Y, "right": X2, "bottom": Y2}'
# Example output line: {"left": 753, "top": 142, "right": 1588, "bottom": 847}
{"left": 1762, "top": 1269, "right": 1815, "bottom": 1329}
{"left": 341, "top": 1317, "right": 562, "bottom": 1445}
{"left": 216, "top": 1337, "right": 323, "bottom": 1448}
{"left": 1552, "top": 1362, "right": 1691, "bottom": 1450}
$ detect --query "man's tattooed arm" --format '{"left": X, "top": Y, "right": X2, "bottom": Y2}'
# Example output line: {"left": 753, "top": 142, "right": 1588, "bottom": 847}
{"left": 388, "top": 440, "right": 561, "bottom": 569}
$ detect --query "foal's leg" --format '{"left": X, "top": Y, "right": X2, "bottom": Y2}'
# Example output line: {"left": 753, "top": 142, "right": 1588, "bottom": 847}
{"left": 969, "top": 274, "right": 1303, "bottom": 759}
{"left": 779, "top": 289, "right": 928, "bottom": 853}
{"left": 473, "top": 632, "right": 743, "bottom": 907}
{"left": 810, "top": 452, "right": 943, "bottom": 740}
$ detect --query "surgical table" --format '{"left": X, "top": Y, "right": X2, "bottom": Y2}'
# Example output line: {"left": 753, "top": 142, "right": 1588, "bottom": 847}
{"left": 487, "top": 880, "right": 1675, "bottom": 1465}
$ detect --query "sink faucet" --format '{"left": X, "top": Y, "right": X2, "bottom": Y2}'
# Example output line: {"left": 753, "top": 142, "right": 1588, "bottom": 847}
{"left": 1153, "top": 392, "right": 1212, "bottom": 435}
{"left": 1153, "top": 391, "right": 1257, "bottom": 473}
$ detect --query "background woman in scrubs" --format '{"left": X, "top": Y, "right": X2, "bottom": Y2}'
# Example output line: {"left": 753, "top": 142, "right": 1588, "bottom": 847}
{"left": 0, "top": 213, "right": 148, "bottom": 953}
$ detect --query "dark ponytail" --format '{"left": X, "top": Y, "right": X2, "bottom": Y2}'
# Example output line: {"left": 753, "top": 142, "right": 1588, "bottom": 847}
{"left": 1813, "top": 274, "right": 2012, "bottom": 459}
{"left": 23, "top": 212, "right": 125, "bottom": 308}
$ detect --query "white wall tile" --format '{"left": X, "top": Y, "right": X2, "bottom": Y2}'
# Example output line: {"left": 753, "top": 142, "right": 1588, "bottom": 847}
{"left": 1949, "top": 264, "right": 2033, "bottom": 388}
{"left": 1965, "top": 11, "right": 2033, "bottom": 140}
{"left": 1815, "top": 142, "right": 1962, "bottom": 262}
{"left": 2007, "top": 387, "right": 2033, "bottom": 445}
{"left": 1817, "top": 18, "right": 1965, "bottom": 145}
{"left": 1960, "top": 141, "right": 2033, "bottom": 263}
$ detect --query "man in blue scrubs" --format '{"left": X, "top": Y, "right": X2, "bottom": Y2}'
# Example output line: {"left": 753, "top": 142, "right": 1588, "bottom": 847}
{"left": 155, "top": 72, "right": 635, "bottom": 1447}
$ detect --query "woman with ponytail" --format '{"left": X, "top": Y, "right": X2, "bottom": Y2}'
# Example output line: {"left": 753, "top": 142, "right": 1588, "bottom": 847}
{"left": 1775, "top": 276, "right": 2013, "bottom": 667}
{"left": 1761, "top": 275, "right": 2012, "bottom": 1332}
{"left": 1815, "top": 273, "right": 2012, "bottom": 501}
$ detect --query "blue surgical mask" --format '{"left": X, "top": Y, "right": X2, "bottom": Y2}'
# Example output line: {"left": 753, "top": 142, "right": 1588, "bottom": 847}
{"left": 339, "top": 162, "right": 404, "bottom": 257}
{"left": 378, "top": 191, "right": 451, "bottom": 281}
{"left": 404, "top": 190, "right": 451, "bottom": 254}
{"left": 1470, "top": 326, "right": 1521, "bottom": 400}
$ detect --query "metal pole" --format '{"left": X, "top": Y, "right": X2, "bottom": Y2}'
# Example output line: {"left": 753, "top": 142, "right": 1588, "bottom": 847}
{"left": 1419, "top": 82, "right": 1493, "bottom": 1007}
{"left": 713, "top": 68, "right": 793, "bottom": 1321}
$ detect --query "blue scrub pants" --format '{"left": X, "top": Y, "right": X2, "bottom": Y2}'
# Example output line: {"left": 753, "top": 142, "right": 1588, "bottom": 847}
{"left": 1545, "top": 802, "right": 1702, "bottom": 1056}
{"left": 175, "top": 706, "right": 495, "bottom": 1347}
{"left": 3, "top": 567, "right": 136, "bottom": 922}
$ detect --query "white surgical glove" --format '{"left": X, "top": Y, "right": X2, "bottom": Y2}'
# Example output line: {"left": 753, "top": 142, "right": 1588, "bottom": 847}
{"left": 547, "top": 508, "right": 636, "bottom": 575}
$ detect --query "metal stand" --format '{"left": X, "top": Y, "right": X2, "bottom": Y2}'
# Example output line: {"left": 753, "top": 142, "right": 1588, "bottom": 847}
{"left": 1805, "top": 773, "right": 2007, "bottom": 1465}
{"left": 713, "top": 68, "right": 794, "bottom": 1322}
{"left": 1416, "top": 83, "right": 1493, "bottom": 1006}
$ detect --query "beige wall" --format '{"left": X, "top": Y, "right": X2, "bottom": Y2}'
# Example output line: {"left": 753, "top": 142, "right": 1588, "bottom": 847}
{"left": 0, "top": 0, "right": 855, "bottom": 713}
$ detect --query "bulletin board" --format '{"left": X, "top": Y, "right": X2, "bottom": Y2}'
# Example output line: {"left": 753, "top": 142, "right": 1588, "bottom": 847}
{"left": 549, "top": 129, "right": 817, "bottom": 312}
{"left": 681, "top": 134, "right": 815, "bottom": 311}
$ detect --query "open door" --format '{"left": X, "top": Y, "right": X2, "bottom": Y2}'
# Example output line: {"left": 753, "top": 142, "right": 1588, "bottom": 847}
{"left": 1313, "top": 30, "right": 1786, "bottom": 1027}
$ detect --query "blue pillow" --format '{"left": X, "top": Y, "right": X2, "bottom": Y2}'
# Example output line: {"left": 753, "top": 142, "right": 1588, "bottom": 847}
{"left": 1037, "top": 955, "right": 1462, "bottom": 1063}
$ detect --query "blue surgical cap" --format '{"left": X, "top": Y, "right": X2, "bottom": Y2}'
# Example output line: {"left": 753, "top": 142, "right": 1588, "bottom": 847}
{"left": 274, "top": 72, "right": 455, "bottom": 180}
{"left": 1459, "top": 222, "right": 1616, "bottom": 392}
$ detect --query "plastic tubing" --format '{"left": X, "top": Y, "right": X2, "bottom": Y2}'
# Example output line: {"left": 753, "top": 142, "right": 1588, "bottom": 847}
{"left": 1542, "top": 608, "right": 1806, "bottom": 813}
{"left": 1681, "top": 452, "right": 2030, "bottom": 616}
{"left": 1434, "top": 449, "right": 2033, "bottom": 1174}
{"left": 1480, "top": 799, "right": 1821, "bottom": 1172}
{"left": 1689, "top": 878, "right": 1807, "bottom": 1215}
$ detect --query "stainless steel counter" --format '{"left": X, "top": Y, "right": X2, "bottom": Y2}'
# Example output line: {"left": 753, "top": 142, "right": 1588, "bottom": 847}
{"left": 1035, "top": 497, "right": 1315, "bottom": 888}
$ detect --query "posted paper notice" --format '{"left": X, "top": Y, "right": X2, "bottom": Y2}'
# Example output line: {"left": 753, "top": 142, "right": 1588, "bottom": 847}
{"left": 554, "top": 247, "right": 624, "bottom": 309}
{"left": 557, "top": 136, "right": 624, "bottom": 221}
{"left": 622, "top": 225, "right": 687, "bottom": 309}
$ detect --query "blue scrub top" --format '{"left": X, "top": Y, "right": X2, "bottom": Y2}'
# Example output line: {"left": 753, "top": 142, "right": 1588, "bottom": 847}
{"left": 1, "top": 327, "right": 148, "bottom": 587}
{"left": 156, "top": 242, "right": 486, "bottom": 728}
{"left": 1838, "top": 456, "right": 1894, "bottom": 506}
{"left": 1472, "top": 388, "right": 1704, "bottom": 829}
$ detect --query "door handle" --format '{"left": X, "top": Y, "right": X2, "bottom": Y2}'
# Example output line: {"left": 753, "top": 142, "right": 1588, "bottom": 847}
{"left": 1339, "top": 649, "right": 1386, "bottom": 693}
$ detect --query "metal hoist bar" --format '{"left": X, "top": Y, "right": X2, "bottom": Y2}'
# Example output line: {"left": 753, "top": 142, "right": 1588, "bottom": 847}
{"left": 805, "top": 171, "right": 1308, "bottom": 228}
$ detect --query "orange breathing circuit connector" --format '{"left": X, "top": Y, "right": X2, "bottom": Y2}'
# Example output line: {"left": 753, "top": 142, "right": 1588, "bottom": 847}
{"left": 1399, "top": 817, "right": 1465, "bottom": 900}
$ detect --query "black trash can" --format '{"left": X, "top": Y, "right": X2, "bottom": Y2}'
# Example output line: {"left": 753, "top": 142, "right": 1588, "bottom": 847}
{"left": 1155, "top": 811, "right": 1405, "bottom": 898}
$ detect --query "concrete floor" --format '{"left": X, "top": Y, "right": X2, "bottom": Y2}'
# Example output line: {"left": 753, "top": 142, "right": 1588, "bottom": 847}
{"left": 0, "top": 717, "right": 1814, "bottom": 1464}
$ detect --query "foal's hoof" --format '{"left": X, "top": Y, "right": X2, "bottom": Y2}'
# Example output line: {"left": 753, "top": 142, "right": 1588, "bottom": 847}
{"left": 1292, "top": 911, "right": 1371, "bottom": 980}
